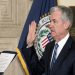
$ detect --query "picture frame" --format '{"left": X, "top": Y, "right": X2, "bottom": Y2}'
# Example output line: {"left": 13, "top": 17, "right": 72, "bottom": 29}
{"left": 70, "top": 6, "right": 75, "bottom": 38}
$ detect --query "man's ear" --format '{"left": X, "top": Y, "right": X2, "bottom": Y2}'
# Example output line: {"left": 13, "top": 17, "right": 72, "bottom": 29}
{"left": 64, "top": 20, "right": 71, "bottom": 30}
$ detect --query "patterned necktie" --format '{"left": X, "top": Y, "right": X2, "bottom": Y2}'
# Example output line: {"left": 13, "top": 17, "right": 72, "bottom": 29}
{"left": 50, "top": 43, "right": 59, "bottom": 69}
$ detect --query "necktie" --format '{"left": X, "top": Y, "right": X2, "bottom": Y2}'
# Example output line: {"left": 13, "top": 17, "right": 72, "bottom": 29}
{"left": 50, "top": 43, "right": 59, "bottom": 69}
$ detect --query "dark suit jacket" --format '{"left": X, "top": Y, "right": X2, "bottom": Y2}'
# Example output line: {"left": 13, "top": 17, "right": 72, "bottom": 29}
{"left": 30, "top": 36, "right": 75, "bottom": 75}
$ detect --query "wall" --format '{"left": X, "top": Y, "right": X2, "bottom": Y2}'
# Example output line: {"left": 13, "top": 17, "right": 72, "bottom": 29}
{"left": 58, "top": 0, "right": 75, "bottom": 6}
{"left": 0, "top": 0, "right": 32, "bottom": 75}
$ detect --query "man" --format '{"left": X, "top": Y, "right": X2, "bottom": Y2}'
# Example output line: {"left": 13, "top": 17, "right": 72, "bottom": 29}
{"left": 27, "top": 6, "right": 75, "bottom": 75}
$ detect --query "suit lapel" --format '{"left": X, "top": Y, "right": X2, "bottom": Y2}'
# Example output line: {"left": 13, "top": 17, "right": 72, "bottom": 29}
{"left": 44, "top": 41, "right": 55, "bottom": 75}
{"left": 46, "top": 41, "right": 55, "bottom": 66}
{"left": 50, "top": 36, "right": 73, "bottom": 73}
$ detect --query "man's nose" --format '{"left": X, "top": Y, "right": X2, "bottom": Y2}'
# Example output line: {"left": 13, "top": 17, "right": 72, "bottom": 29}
{"left": 49, "top": 21, "right": 54, "bottom": 28}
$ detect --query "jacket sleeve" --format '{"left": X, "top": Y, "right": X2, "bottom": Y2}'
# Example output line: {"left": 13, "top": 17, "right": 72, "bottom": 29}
{"left": 29, "top": 46, "right": 45, "bottom": 75}
{"left": 73, "top": 60, "right": 75, "bottom": 75}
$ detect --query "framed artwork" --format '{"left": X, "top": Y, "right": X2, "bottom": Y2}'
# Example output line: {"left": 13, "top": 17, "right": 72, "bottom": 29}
{"left": 70, "top": 6, "right": 75, "bottom": 38}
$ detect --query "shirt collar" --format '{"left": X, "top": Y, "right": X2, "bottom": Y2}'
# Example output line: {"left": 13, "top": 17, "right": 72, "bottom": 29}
{"left": 57, "top": 33, "right": 70, "bottom": 49}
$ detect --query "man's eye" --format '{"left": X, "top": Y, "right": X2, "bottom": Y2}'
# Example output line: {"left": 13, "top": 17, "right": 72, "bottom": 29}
{"left": 50, "top": 20, "right": 51, "bottom": 22}
{"left": 50, "top": 19, "right": 58, "bottom": 24}
{"left": 53, "top": 19, "right": 57, "bottom": 23}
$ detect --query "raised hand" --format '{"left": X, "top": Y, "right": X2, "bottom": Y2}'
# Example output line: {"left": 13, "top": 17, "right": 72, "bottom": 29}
{"left": 26, "top": 21, "right": 37, "bottom": 48}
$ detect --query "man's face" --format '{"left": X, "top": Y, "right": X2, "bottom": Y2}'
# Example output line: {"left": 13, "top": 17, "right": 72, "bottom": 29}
{"left": 49, "top": 11, "right": 68, "bottom": 40}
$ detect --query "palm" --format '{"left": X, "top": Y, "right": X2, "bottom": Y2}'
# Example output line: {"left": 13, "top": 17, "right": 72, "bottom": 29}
{"left": 27, "top": 21, "right": 36, "bottom": 47}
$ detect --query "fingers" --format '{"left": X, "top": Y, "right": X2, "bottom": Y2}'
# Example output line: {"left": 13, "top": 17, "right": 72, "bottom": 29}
{"left": 26, "top": 21, "right": 37, "bottom": 48}
{"left": 30, "top": 21, "right": 36, "bottom": 33}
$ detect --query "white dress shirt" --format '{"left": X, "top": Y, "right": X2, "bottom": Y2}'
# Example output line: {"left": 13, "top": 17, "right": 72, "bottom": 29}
{"left": 56, "top": 33, "right": 70, "bottom": 59}
{"left": 50, "top": 33, "right": 70, "bottom": 63}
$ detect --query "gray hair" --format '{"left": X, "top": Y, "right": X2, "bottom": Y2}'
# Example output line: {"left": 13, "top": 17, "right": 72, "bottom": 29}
{"left": 50, "top": 6, "right": 73, "bottom": 27}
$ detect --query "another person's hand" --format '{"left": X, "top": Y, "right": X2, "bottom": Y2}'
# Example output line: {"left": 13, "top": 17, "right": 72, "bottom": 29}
{"left": 26, "top": 21, "right": 37, "bottom": 48}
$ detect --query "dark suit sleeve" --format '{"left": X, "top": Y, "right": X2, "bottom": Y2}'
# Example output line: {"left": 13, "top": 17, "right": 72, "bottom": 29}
{"left": 73, "top": 61, "right": 75, "bottom": 75}
{"left": 29, "top": 46, "right": 45, "bottom": 75}
{"left": 29, "top": 41, "right": 54, "bottom": 75}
